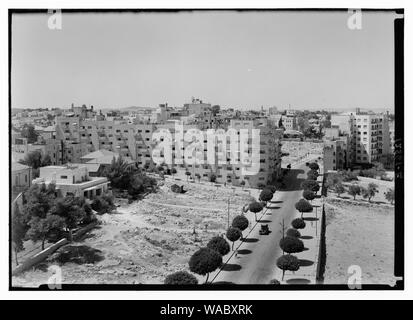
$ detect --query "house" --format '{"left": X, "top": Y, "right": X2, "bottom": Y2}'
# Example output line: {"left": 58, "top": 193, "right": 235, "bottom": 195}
{"left": 12, "top": 162, "right": 32, "bottom": 189}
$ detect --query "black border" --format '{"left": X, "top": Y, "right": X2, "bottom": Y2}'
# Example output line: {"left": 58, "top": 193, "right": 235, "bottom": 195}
{"left": 8, "top": 8, "right": 404, "bottom": 291}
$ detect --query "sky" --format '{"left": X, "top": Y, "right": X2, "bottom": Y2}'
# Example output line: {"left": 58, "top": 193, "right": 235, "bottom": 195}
{"left": 11, "top": 10, "right": 397, "bottom": 110}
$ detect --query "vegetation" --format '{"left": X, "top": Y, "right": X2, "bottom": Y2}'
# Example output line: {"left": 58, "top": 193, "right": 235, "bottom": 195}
{"left": 301, "top": 180, "right": 320, "bottom": 193}
{"left": 226, "top": 227, "right": 242, "bottom": 250}
{"left": 209, "top": 173, "right": 217, "bottom": 183}
{"left": 385, "top": 188, "right": 395, "bottom": 205}
{"left": 91, "top": 194, "right": 115, "bottom": 215}
{"left": 333, "top": 182, "right": 346, "bottom": 197}
{"left": 231, "top": 215, "right": 249, "bottom": 233}
{"left": 279, "top": 236, "right": 305, "bottom": 254}
{"left": 20, "top": 124, "right": 39, "bottom": 143}
{"left": 276, "top": 254, "right": 300, "bottom": 280}
{"left": 207, "top": 236, "right": 231, "bottom": 256}
{"left": 12, "top": 203, "right": 27, "bottom": 265}
{"left": 286, "top": 228, "right": 301, "bottom": 238}
{"left": 188, "top": 247, "right": 222, "bottom": 283}
{"left": 307, "top": 169, "right": 319, "bottom": 181}
{"left": 291, "top": 218, "right": 306, "bottom": 229}
{"left": 302, "top": 190, "right": 316, "bottom": 202}
{"left": 249, "top": 201, "right": 264, "bottom": 221}
{"left": 308, "top": 162, "right": 320, "bottom": 171}
{"left": 362, "top": 183, "right": 379, "bottom": 203}
{"left": 164, "top": 271, "right": 198, "bottom": 285}
{"left": 348, "top": 184, "right": 361, "bottom": 200}
{"left": 295, "top": 199, "right": 313, "bottom": 218}
{"left": 259, "top": 189, "right": 274, "bottom": 203}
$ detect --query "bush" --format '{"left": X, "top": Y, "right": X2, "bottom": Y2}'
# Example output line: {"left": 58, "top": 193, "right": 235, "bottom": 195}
{"left": 302, "top": 190, "right": 316, "bottom": 201}
{"left": 286, "top": 228, "right": 301, "bottom": 238}
{"left": 189, "top": 247, "right": 222, "bottom": 283}
{"left": 231, "top": 215, "right": 249, "bottom": 232}
{"left": 291, "top": 218, "right": 306, "bottom": 229}
{"left": 259, "top": 189, "right": 274, "bottom": 202}
{"left": 91, "top": 194, "right": 114, "bottom": 214}
{"left": 279, "top": 236, "right": 305, "bottom": 253}
{"left": 171, "top": 184, "right": 184, "bottom": 193}
{"left": 339, "top": 170, "right": 358, "bottom": 182}
{"left": 207, "top": 236, "right": 231, "bottom": 256}
{"left": 164, "top": 271, "right": 198, "bottom": 285}
{"left": 301, "top": 180, "right": 320, "bottom": 193}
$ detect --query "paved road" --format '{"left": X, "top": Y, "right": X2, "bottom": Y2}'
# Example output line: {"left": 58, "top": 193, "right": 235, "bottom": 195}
{"left": 212, "top": 161, "right": 313, "bottom": 284}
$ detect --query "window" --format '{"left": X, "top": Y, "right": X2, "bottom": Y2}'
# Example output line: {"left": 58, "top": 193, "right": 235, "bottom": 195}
{"left": 60, "top": 175, "right": 68, "bottom": 179}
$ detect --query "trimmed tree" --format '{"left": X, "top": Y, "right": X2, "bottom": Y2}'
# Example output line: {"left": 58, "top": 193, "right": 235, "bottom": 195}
{"left": 279, "top": 236, "right": 305, "bottom": 254}
{"left": 301, "top": 180, "right": 320, "bottom": 193}
{"left": 286, "top": 228, "right": 301, "bottom": 238}
{"left": 164, "top": 271, "right": 198, "bottom": 285}
{"left": 348, "top": 184, "right": 361, "bottom": 200}
{"left": 226, "top": 227, "right": 242, "bottom": 250}
{"left": 291, "top": 218, "right": 306, "bottom": 229}
{"left": 189, "top": 247, "right": 222, "bottom": 284}
{"left": 302, "top": 190, "right": 316, "bottom": 202}
{"left": 259, "top": 189, "right": 274, "bottom": 204}
{"left": 308, "top": 162, "right": 320, "bottom": 171}
{"left": 207, "top": 236, "right": 231, "bottom": 256}
{"left": 276, "top": 254, "right": 300, "bottom": 280}
{"left": 231, "top": 215, "right": 249, "bottom": 237}
{"left": 295, "top": 199, "right": 313, "bottom": 218}
{"left": 249, "top": 201, "right": 264, "bottom": 222}
{"left": 385, "top": 188, "right": 395, "bottom": 205}
{"left": 307, "top": 170, "right": 319, "bottom": 181}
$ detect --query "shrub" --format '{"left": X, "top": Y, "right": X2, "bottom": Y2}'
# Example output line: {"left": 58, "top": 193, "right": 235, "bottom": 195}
{"left": 91, "top": 195, "right": 113, "bottom": 215}
{"left": 276, "top": 254, "right": 300, "bottom": 280}
{"left": 279, "top": 236, "right": 305, "bottom": 254}
{"left": 286, "top": 228, "right": 301, "bottom": 238}
{"left": 171, "top": 184, "right": 184, "bottom": 194}
{"left": 207, "top": 236, "right": 231, "bottom": 256}
{"left": 226, "top": 227, "right": 242, "bottom": 250}
{"left": 231, "top": 215, "right": 249, "bottom": 232}
{"left": 301, "top": 180, "right": 320, "bottom": 193}
{"left": 164, "top": 271, "right": 198, "bottom": 285}
{"left": 291, "top": 218, "right": 306, "bottom": 229}
{"left": 189, "top": 247, "right": 222, "bottom": 283}
{"left": 302, "top": 190, "right": 316, "bottom": 202}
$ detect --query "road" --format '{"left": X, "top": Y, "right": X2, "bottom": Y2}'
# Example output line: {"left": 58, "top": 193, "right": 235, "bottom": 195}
{"left": 212, "top": 160, "right": 313, "bottom": 284}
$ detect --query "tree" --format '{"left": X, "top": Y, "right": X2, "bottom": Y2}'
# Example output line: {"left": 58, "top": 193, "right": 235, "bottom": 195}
{"left": 19, "top": 150, "right": 42, "bottom": 169}
{"left": 249, "top": 201, "right": 264, "bottom": 222}
{"left": 188, "top": 247, "right": 222, "bottom": 283}
{"left": 21, "top": 124, "right": 39, "bottom": 143}
{"left": 302, "top": 190, "right": 316, "bottom": 202}
{"left": 276, "top": 254, "right": 300, "bottom": 280}
{"left": 308, "top": 162, "right": 319, "bottom": 171}
{"left": 286, "top": 228, "right": 301, "bottom": 238}
{"left": 333, "top": 182, "right": 346, "bottom": 197}
{"left": 231, "top": 215, "right": 249, "bottom": 235}
{"left": 240, "top": 180, "right": 246, "bottom": 189}
{"left": 104, "top": 156, "right": 134, "bottom": 189}
{"left": 185, "top": 171, "right": 191, "bottom": 181}
{"left": 195, "top": 173, "right": 201, "bottom": 182}
{"left": 279, "top": 236, "right": 305, "bottom": 254}
{"left": 226, "top": 227, "right": 242, "bottom": 250}
{"left": 385, "top": 188, "right": 395, "bottom": 205}
{"left": 259, "top": 189, "right": 274, "bottom": 203}
{"left": 348, "top": 184, "right": 361, "bottom": 200}
{"left": 164, "top": 271, "right": 198, "bottom": 285}
{"left": 291, "top": 218, "right": 306, "bottom": 229}
{"left": 26, "top": 213, "right": 65, "bottom": 250}
{"left": 12, "top": 203, "right": 27, "bottom": 265}
{"left": 307, "top": 170, "right": 319, "bottom": 181}
{"left": 278, "top": 116, "right": 284, "bottom": 129}
{"left": 207, "top": 236, "right": 231, "bottom": 256}
{"left": 171, "top": 168, "right": 177, "bottom": 176}
{"left": 362, "top": 183, "right": 378, "bottom": 202}
{"left": 301, "top": 180, "right": 320, "bottom": 193}
{"left": 295, "top": 199, "right": 313, "bottom": 218}
{"left": 211, "top": 105, "right": 220, "bottom": 116}
{"left": 209, "top": 173, "right": 217, "bottom": 183}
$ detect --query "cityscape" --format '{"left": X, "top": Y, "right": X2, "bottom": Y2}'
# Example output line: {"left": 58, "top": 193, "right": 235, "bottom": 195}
{"left": 10, "top": 10, "right": 399, "bottom": 288}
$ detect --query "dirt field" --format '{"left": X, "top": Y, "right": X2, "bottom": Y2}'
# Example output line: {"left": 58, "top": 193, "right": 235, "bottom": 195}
{"left": 12, "top": 179, "right": 255, "bottom": 287}
{"left": 281, "top": 141, "right": 323, "bottom": 166}
{"left": 324, "top": 196, "right": 396, "bottom": 285}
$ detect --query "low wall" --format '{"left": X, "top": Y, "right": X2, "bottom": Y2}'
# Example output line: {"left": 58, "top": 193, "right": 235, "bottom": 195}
{"left": 12, "top": 222, "right": 98, "bottom": 276}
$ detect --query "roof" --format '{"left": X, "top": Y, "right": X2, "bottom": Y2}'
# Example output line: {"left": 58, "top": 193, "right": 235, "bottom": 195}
{"left": 86, "top": 155, "right": 134, "bottom": 165}
{"left": 81, "top": 149, "right": 117, "bottom": 159}
{"left": 12, "top": 162, "right": 31, "bottom": 172}
{"left": 79, "top": 163, "right": 101, "bottom": 172}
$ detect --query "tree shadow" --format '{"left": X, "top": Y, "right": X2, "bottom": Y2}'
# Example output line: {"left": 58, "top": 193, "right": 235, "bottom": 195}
{"left": 237, "top": 249, "right": 252, "bottom": 255}
{"left": 298, "top": 259, "right": 314, "bottom": 267}
{"left": 266, "top": 206, "right": 281, "bottom": 210}
{"left": 269, "top": 200, "right": 283, "bottom": 204}
{"left": 300, "top": 235, "right": 313, "bottom": 240}
{"left": 303, "top": 217, "right": 319, "bottom": 221}
{"left": 278, "top": 169, "right": 306, "bottom": 191}
{"left": 212, "top": 281, "right": 236, "bottom": 285}
{"left": 259, "top": 220, "right": 272, "bottom": 223}
{"left": 242, "top": 238, "right": 259, "bottom": 243}
{"left": 222, "top": 263, "right": 242, "bottom": 272}
{"left": 50, "top": 245, "right": 104, "bottom": 265}
{"left": 286, "top": 278, "right": 311, "bottom": 284}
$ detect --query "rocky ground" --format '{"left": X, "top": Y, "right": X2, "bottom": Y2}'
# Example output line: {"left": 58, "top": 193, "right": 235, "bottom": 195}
{"left": 12, "top": 180, "right": 254, "bottom": 287}
{"left": 281, "top": 140, "right": 323, "bottom": 166}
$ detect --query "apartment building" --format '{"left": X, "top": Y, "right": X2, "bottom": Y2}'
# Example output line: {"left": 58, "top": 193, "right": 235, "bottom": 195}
{"left": 269, "top": 114, "right": 298, "bottom": 131}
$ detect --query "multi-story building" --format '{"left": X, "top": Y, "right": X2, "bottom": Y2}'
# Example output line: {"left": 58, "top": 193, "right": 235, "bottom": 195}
{"left": 269, "top": 114, "right": 297, "bottom": 131}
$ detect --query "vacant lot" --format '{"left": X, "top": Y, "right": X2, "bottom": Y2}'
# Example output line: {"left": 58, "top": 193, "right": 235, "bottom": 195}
{"left": 282, "top": 141, "right": 323, "bottom": 166}
{"left": 324, "top": 196, "right": 395, "bottom": 286}
{"left": 12, "top": 180, "right": 254, "bottom": 287}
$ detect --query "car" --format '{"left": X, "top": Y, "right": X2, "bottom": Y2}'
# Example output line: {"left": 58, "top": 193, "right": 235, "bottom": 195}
{"left": 259, "top": 224, "right": 270, "bottom": 235}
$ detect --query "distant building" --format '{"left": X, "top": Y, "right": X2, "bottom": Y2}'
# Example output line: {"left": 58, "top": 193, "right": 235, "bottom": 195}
{"left": 12, "top": 162, "right": 32, "bottom": 189}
